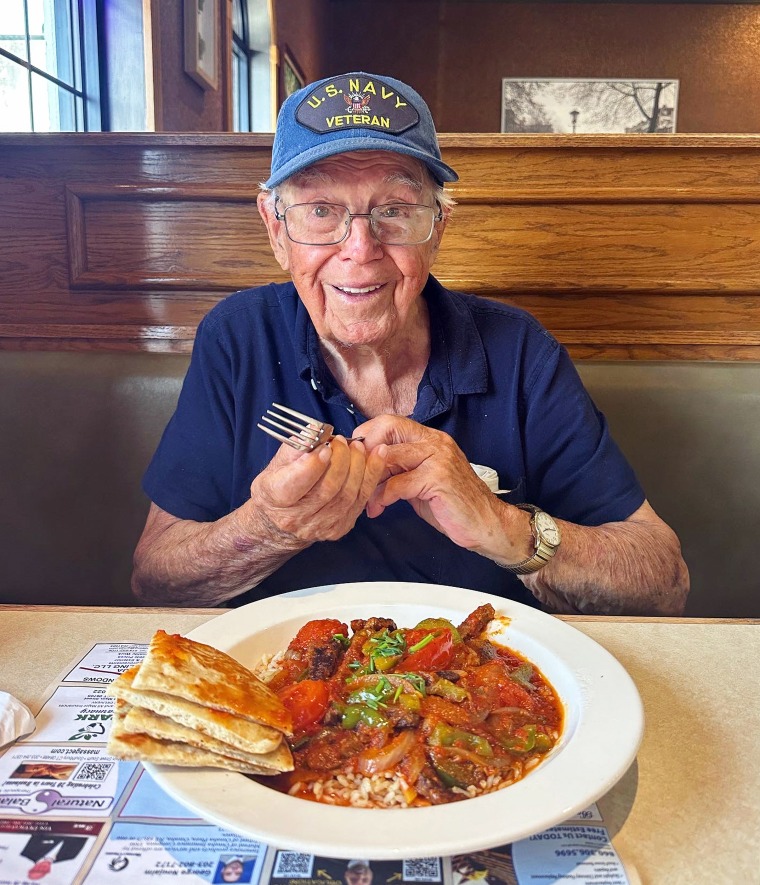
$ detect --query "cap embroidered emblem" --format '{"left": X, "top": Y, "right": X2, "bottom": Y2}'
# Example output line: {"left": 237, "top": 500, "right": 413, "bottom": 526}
{"left": 345, "top": 92, "right": 371, "bottom": 113}
{"left": 296, "top": 75, "right": 420, "bottom": 135}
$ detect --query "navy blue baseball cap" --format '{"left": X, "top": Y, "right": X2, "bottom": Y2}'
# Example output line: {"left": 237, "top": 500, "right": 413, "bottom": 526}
{"left": 264, "top": 71, "right": 458, "bottom": 189}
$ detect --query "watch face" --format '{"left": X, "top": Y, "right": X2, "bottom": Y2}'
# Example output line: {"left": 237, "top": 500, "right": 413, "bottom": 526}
{"left": 534, "top": 512, "right": 561, "bottom": 547}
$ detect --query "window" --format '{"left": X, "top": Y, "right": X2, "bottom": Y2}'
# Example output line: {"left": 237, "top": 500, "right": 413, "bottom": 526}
{"left": 231, "top": 0, "right": 273, "bottom": 133}
{"left": 0, "top": 0, "right": 101, "bottom": 132}
{"left": 231, "top": 0, "right": 251, "bottom": 131}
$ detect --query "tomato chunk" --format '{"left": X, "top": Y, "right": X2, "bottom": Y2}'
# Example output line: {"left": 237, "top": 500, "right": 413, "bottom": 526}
{"left": 466, "top": 661, "right": 534, "bottom": 712}
{"left": 402, "top": 629, "right": 454, "bottom": 671}
{"left": 278, "top": 680, "right": 331, "bottom": 732}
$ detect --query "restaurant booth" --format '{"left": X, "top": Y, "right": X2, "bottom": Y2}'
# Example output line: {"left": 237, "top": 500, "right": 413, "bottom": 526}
{"left": 1, "top": 133, "right": 759, "bottom": 617}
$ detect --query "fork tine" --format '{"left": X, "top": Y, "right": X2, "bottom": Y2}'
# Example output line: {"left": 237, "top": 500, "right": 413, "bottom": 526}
{"left": 258, "top": 402, "right": 334, "bottom": 452}
{"left": 260, "top": 415, "right": 321, "bottom": 447}
{"left": 256, "top": 422, "right": 312, "bottom": 451}
{"left": 270, "top": 402, "right": 322, "bottom": 426}
{"left": 264, "top": 409, "right": 323, "bottom": 443}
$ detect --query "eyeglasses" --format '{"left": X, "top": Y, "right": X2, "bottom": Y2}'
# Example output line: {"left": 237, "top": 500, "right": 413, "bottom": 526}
{"left": 274, "top": 200, "right": 443, "bottom": 246}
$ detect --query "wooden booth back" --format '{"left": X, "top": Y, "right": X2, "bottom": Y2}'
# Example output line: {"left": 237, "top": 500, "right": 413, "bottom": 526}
{"left": 2, "top": 134, "right": 759, "bottom": 617}
{"left": 2, "top": 133, "right": 760, "bottom": 358}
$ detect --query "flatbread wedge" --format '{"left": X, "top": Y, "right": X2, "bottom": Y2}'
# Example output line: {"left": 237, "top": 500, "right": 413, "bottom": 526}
{"left": 120, "top": 703, "right": 293, "bottom": 772}
{"left": 130, "top": 630, "right": 292, "bottom": 735}
{"left": 107, "top": 665, "right": 284, "bottom": 755}
{"left": 108, "top": 705, "right": 284, "bottom": 775}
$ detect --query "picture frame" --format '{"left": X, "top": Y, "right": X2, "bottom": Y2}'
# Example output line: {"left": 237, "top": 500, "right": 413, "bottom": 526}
{"left": 184, "top": 0, "right": 218, "bottom": 90}
{"left": 280, "top": 45, "right": 305, "bottom": 105}
{"left": 501, "top": 78, "right": 678, "bottom": 134}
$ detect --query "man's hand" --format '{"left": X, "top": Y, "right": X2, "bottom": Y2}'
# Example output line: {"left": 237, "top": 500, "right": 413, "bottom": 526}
{"left": 355, "top": 416, "right": 518, "bottom": 555}
{"left": 354, "top": 416, "right": 689, "bottom": 616}
{"left": 132, "top": 436, "right": 388, "bottom": 607}
{"left": 249, "top": 436, "right": 388, "bottom": 544}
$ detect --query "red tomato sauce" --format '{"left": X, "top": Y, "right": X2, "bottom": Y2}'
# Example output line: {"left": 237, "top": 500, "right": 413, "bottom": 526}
{"left": 255, "top": 604, "right": 563, "bottom": 807}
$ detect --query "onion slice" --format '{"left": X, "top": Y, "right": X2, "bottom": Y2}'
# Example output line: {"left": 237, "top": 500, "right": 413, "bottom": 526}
{"left": 357, "top": 729, "right": 417, "bottom": 776}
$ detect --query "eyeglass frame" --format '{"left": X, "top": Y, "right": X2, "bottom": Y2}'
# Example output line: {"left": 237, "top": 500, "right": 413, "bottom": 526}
{"left": 272, "top": 197, "right": 444, "bottom": 246}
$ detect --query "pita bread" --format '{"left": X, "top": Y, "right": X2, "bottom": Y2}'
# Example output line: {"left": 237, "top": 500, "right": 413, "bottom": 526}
{"left": 107, "top": 665, "right": 284, "bottom": 755}
{"left": 120, "top": 703, "right": 293, "bottom": 772}
{"left": 108, "top": 707, "right": 283, "bottom": 776}
{"left": 131, "top": 630, "right": 292, "bottom": 735}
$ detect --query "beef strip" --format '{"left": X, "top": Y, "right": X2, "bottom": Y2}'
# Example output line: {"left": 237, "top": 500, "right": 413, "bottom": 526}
{"left": 350, "top": 617, "right": 398, "bottom": 634}
{"left": 385, "top": 707, "right": 421, "bottom": 729}
{"left": 457, "top": 603, "right": 496, "bottom": 641}
{"left": 467, "top": 638, "right": 498, "bottom": 663}
{"left": 415, "top": 766, "right": 464, "bottom": 804}
{"left": 307, "top": 643, "right": 343, "bottom": 680}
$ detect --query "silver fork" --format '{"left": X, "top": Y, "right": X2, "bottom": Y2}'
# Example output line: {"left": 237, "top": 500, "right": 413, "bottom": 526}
{"left": 257, "top": 403, "right": 336, "bottom": 452}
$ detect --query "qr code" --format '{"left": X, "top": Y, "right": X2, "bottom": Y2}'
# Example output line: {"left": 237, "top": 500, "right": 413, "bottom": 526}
{"left": 73, "top": 761, "right": 114, "bottom": 782}
{"left": 273, "top": 852, "right": 314, "bottom": 878}
{"left": 402, "top": 858, "right": 441, "bottom": 882}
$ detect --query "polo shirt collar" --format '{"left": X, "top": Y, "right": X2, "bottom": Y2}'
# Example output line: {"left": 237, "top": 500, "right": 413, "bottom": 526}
{"left": 293, "top": 275, "right": 489, "bottom": 419}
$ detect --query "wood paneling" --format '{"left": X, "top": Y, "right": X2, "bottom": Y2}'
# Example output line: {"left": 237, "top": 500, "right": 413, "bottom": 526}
{"left": 64, "top": 185, "right": 268, "bottom": 290}
{"left": 2, "top": 132, "right": 760, "bottom": 358}
{"left": 325, "top": 0, "right": 760, "bottom": 135}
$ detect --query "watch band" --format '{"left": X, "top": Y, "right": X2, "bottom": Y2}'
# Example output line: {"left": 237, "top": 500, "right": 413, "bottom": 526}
{"left": 501, "top": 503, "right": 560, "bottom": 575}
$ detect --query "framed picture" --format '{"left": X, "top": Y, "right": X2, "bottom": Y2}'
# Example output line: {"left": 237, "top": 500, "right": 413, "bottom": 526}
{"left": 501, "top": 78, "right": 678, "bottom": 134}
{"left": 184, "top": 0, "right": 218, "bottom": 90}
{"left": 280, "top": 45, "right": 305, "bottom": 104}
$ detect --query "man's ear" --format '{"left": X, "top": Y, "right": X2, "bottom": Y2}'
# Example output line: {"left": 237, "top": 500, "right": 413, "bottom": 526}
{"left": 257, "top": 192, "right": 290, "bottom": 271}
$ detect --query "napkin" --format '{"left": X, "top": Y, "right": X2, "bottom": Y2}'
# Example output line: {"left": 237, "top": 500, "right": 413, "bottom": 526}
{"left": 470, "top": 463, "right": 512, "bottom": 494}
{"left": 0, "top": 690, "right": 35, "bottom": 747}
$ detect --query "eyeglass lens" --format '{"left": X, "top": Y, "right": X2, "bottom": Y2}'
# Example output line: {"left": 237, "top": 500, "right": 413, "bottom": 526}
{"left": 281, "top": 203, "right": 437, "bottom": 245}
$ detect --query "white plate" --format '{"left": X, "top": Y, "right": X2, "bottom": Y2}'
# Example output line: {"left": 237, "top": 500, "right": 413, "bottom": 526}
{"left": 145, "top": 582, "right": 644, "bottom": 860}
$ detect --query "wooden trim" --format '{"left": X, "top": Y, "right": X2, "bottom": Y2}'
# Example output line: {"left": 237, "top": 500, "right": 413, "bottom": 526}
{"left": 566, "top": 344, "right": 760, "bottom": 360}
{"left": 142, "top": 0, "right": 156, "bottom": 130}
{"left": 2, "top": 132, "right": 760, "bottom": 148}
{"left": 5, "top": 133, "right": 760, "bottom": 357}
{"left": 0, "top": 323, "right": 197, "bottom": 340}
{"left": 453, "top": 187, "right": 760, "bottom": 203}
{"left": 0, "top": 604, "right": 225, "bottom": 614}
{"left": 221, "top": 0, "right": 233, "bottom": 131}
{"left": 0, "top": 603, "right": 756, "bottom": 624}
{"left": 147, "top": 1, "right": 164, "bottom": 130}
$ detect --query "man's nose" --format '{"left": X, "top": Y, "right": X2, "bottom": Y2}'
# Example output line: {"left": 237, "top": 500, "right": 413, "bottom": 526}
{"left": 340, "top": 214, "right": 383, "bottom": 259}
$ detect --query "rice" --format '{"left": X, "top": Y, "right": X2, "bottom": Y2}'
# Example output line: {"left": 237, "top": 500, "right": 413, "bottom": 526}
{"left": 253, "top": 650, "right": 286, "bottom": 683}
{"left": 285, "top": 766, "right": 523, "bottom": 808}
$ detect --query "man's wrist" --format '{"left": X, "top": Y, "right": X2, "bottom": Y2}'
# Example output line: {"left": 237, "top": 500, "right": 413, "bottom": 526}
{"left": 498, "top": 504, "right": 562, "bottom": 574}
{"left": 475, "top": 502, "right": 535, "bottom": 569}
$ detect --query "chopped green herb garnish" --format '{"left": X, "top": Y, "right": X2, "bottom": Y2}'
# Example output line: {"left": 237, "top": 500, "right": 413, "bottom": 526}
{"left": 408, "top": 633, "right": 434, "bottom": 654}
{"left": 346, "top": 675, "right": 394, "bottom": 710}
{"left": 393, "top": 673, "right": 427, "bottom": 695}
{"left": 364, "top": 629, "right": 406, "bottom": 673}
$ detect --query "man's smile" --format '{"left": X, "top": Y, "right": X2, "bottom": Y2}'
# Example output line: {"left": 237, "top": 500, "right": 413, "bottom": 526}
{"left": 330, "top": 283, "right": 385, "bottom": 296}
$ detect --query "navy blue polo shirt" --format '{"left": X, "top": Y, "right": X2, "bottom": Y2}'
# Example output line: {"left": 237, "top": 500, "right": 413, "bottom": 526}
{"left": 143, "top": 276, "right": 644, "bottom": 607}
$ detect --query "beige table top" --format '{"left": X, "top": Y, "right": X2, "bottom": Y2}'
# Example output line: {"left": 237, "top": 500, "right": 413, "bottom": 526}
{"left": 1, "top": 605, "right": 758, "bottom": 885}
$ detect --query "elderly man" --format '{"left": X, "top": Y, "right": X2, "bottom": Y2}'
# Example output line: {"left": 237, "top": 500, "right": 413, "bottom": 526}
{"left": 132, "top": 71, "right": 688, "bottom": 615}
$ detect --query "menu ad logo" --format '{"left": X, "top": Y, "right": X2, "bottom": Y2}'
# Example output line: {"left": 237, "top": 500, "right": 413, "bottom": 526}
{"left": 0, "top": 788, "right": 115, "bottom": 815}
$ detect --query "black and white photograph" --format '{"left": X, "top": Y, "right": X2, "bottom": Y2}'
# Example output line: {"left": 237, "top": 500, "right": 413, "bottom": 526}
{"left": 501, "top": 78, "right": 678, "bottom": 134}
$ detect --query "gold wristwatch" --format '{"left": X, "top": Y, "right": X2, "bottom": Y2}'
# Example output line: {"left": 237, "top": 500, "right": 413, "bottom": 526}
{"left": 503, "top": 503, "right": 561, "bottom": 575}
